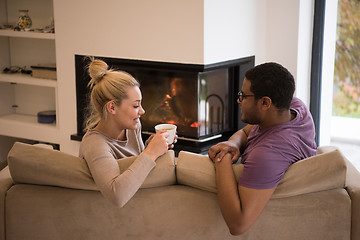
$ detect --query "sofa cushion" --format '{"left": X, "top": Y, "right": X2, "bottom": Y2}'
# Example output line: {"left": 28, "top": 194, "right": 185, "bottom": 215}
{"left": 176, "top": 146, "right": 347, "bottom": 198}
{"left": 176, "top": 151, "right": 243, "bottom": 193}
{"left": 7, "top": 142, "right": 176, "bottom": 191}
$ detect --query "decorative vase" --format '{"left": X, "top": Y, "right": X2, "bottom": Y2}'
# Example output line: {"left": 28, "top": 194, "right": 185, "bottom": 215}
{"left": 17, "top": 10, "right": 32, "bottom": 29}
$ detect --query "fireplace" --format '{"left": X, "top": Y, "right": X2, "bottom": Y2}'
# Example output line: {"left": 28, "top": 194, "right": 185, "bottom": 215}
{"left": 71, "top": 55, "right": 254, "bottom": 154}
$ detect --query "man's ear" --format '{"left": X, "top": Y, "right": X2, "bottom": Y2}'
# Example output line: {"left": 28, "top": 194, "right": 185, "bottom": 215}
{"left": 260, "top": 96, "right": 272, "bottom": 110}
{"left": 106, "top": 101, "right": 116, "bottom": 114}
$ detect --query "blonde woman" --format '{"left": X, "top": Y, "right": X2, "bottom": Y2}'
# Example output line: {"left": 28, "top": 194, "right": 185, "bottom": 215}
{"left": 79, "top": 58, "right": 173, "bottom": 208}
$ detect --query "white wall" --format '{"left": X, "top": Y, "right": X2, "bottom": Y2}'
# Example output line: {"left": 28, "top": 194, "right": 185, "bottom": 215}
{"left": 204, "top": 0, "right": 266, "bottom": 64}
{"left": 265, "top": 0, "right": 314, "bottom": 106}
{"left": 320, "top": 0, "right": 338, "bottom": 145}
{"left": 296, "top": 0, "right": 314, "bottom": 105}
{"left": 54, "top": 0, "right": 204, "bottom": 64}
{"left": 266, "top": 0, "right": 301, "bottom": 76}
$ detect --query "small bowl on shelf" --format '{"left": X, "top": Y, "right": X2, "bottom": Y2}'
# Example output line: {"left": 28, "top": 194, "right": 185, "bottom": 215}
{"left": 37, "top": 110, "right": 56, "bottom": 124}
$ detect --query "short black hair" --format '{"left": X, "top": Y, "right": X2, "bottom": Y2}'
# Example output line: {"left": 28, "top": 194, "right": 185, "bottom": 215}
{"left": 245, "top": 62, "right": 295, "bottom": 109}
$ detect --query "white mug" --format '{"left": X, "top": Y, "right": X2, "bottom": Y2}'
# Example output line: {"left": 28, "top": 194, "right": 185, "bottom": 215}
{"left": 155, "top": 123, "right": 177, "bottom": 143}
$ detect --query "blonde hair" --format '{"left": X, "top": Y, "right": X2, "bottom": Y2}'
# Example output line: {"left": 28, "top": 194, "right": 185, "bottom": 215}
{"left": 84, "top": 58, "right": 140, "bottom": 131}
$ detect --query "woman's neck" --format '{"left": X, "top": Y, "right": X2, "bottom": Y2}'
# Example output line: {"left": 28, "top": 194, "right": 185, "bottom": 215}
{"left": 94, "top": 121, "right": 126, "bottom": 141}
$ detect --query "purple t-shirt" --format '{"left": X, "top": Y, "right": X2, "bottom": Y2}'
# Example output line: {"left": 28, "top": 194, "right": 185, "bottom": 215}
{"left": 238, "top": 97, "right": 317, "bottom": 189}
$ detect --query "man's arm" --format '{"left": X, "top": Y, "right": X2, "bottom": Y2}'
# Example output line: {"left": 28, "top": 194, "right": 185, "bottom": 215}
{"left": 215, "top": 153, "right": 275, "bottom": 235}
{"left": 208, "top": 125, "right": 253, "bottom": 162}
{"left": 228, "top": 125, "right": 252, "bottom": 153}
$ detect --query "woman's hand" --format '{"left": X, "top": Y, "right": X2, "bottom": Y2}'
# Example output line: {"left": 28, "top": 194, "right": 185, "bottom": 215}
{"left": 168, "top": 132, "right": 178, "bottom": 149}
{"left": 144, "top": 134, "right": 154, "bottom": 147}
{"left": 143, "top": 131, "right": 170, "bottom": 161}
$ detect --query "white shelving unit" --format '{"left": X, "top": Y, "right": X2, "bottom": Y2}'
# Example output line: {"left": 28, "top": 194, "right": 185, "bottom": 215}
{"left": 0, "top": 29, "right": 55, "bottom": 39}
{"left": 0, "top": 71, "right": 57, "bottom": 87}
{"left": 0, "top": 0, "right": 59, "bottom": 145}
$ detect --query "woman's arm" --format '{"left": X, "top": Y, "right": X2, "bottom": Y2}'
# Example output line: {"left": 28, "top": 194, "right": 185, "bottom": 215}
{"left": 80, "top": 133, "right": 165, "bottom": 208}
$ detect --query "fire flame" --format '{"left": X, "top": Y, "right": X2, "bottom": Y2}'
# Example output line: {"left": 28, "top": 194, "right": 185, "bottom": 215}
{"left": 190, "top": 121, "right": 203, "bottom": 128}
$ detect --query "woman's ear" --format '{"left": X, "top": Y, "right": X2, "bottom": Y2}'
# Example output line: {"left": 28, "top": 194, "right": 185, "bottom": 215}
{"left": 106, "top": 101, "right": 116, "bottom": 114}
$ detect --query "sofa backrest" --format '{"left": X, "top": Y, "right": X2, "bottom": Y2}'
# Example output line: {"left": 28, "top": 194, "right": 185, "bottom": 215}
{"left": 7, "top": 142, "right": 176, "bottom": 191}
{"left": 7, "top": 142, "right": 348, "bottom": 199}
{"left": 176, "top": 146, "right": 348, "bottom": 198}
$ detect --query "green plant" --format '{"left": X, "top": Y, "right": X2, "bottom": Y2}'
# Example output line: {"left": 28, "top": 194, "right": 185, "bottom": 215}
{"left": 333, "top": 0, "right": 360, "bottom": 118}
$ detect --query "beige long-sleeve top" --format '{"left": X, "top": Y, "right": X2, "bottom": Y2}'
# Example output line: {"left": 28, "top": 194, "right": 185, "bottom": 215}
{"left": 79, "top": 127, "right": 155, "bottom": 208}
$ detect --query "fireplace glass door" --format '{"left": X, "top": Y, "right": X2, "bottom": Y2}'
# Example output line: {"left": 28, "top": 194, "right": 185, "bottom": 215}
{"left": 137, "top": 68, "right": 231, "bottom": 139}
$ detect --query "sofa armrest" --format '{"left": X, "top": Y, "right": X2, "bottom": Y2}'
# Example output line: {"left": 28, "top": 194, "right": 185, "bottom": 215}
{"left": 0, "top": 166, "right": 14, "bottom": 240}
{"left": 345, "top": 159, "right": 360, "bottom": 240}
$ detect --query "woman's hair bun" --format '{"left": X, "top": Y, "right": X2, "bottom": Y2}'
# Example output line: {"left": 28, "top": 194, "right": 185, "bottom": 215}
{"left": 88, "top": 59, "right": 109, "bottom": 84}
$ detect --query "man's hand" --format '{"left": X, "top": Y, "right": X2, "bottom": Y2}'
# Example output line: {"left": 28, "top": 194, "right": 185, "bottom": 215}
{"left": 208, "top": 141, "right": 240, "bottom": 163}
{"left": 208, "top": 126, "right": 252, "bottom": 163}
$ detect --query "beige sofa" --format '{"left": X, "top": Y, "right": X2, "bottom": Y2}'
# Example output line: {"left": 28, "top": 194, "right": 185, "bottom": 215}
{"left": 0, "top": 142, "right": 359, "bottom": 240}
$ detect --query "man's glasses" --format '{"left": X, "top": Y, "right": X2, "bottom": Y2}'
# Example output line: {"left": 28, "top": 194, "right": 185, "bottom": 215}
{"left": 237, "top": 92, "right": 255, "bottom": 102}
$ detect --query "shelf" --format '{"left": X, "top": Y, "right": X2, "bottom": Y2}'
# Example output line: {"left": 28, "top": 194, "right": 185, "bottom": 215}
{"left": 0, "top": 113, "right": 59, "bottom": 143}
{"left": 0, "top": 29, "right": 55, "bottom": 39}
{"left": 0, "top": 73, "right": 57, "bottom": 87}
{"left": 0, "top": 113, "right": 55, "bottom": 126}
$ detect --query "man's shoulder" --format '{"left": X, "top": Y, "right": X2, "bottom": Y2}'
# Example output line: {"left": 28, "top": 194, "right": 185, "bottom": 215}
{"left": 291, "top": 96, "right": 307, "bottom": 109}
{"left": 249, "top": 129, "right": 306, "bottom": 157}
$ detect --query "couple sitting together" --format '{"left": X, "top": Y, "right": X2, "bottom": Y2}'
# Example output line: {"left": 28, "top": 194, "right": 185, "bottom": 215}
{"left": 79, "top": 58, "right": 317, "bottom": 235}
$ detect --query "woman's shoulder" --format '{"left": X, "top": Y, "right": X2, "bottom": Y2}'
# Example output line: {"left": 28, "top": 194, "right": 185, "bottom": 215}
{"left": 82, "top": 129, "right": 110, "bottom": 143}
{"left": 79, "top": 132, "right": 124, "bottom": 168}
{"left": 79, "top": 130, "right": 112, "bottom": 155}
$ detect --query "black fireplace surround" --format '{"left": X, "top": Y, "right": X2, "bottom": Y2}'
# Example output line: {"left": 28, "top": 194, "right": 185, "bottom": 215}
{"left": 71, "top": 55, "right": 254, "bottom": 154}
